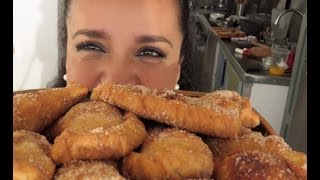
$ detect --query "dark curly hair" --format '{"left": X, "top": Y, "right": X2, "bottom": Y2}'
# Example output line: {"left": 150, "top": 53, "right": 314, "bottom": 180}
{"left": 48, "top": 0, "right": 194, "bottom": 90}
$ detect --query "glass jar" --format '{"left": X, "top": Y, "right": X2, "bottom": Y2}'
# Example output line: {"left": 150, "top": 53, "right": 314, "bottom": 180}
{"left": 269, "top": 47, "right": 290, "bottom": 76}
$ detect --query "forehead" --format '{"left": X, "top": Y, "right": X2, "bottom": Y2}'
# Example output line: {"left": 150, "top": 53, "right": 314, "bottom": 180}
{"left": 67, "top": 0, "right": 182, "bottom": 37}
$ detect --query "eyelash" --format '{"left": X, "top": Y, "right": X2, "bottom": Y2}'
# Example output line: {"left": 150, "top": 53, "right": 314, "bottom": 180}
{"left": 75, "top": 42, "right": 165, "bottom": 59}
{"left": 137, "top": 47, "right": 166, "bottom": 58}
{"left": 76, "top": 41, "right": 106, "bottom": 52}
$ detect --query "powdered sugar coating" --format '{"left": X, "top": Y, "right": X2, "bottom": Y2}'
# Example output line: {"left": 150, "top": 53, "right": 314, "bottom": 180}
{"left": 199, "top": 90, "right": 260, "bottom": 128}
{"left": 54, "top": 160, "right": 125, "bottom": 180}
{"left": 47, "top": 100, "right": 124, "bottom": 139}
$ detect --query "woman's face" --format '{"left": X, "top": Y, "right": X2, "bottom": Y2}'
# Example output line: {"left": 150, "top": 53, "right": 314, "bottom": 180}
{"left": 66, "top": 0, "right": 183, "bottom": 90}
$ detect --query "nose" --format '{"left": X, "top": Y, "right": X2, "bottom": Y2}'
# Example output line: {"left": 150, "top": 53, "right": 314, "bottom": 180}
{"left": 98, "top": 62, "right": 141, "bottom": 86}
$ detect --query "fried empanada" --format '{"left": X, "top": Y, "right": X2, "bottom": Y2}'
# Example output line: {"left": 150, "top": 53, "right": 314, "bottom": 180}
{"left": 91, "top": 82, "right": 242, "bottom": 138}
{"left": 214, "top": 151, "right": 304, "bottom": 180}
{"left": 206, "top": 128, "right": 307, "bottom": 179}
{"left": 13, "top": 130, "right": 55, "bottom": 180}
{"left": 46, "top": 100, "right": 124, "bottom": 140}
{"left": 121, "top": 128, "right": 214, "bottom": 180}
{"left": 13, "top": 83, "right": 88, "bottom": 132}
{"left": 50, "top": 109, "right": 147, "bottom": 164}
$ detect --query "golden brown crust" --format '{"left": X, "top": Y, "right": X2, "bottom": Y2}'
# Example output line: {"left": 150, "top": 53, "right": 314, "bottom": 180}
{"left": 54, "top": 160, "right": 125, "bottom": 180}
{"left": 49, "top": 112, "right": 147, "bottom": 164}
{"left": 91, "top": 82, "right": 242, "bottom": 138}
{"left": 205, "top": 128, "right": 307, "bottom": 178}
{"left": 13, "top": 130, "right": 56, "bottom": 180}
{"left": 47, "top": 101, "right": 124, "bottom": 140}
{"left": 199, "top": 90, "right": 260, "bottom": 128}
{"left": 13, "top": 83, "right": 88, "bottom": 132}
{"left": 214, "top": 151, "right": 303, "bottom": 180}
{"left": 121, "top": 128, "right": 214, "bottom": 180}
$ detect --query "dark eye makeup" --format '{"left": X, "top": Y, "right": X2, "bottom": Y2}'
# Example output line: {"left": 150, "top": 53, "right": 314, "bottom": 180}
{"left": 75, "top": 41, "right": 106, "bottom": 53}
{"left": 75, "top": 41, "right": 166, "bottom": 60}
{"left": 136, "top": 47, "right": 166, "bottom": 59}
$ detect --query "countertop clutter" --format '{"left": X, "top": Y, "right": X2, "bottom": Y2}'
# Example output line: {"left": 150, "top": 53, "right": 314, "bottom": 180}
{"left": 219, "top": 39, "right": 291, "bottom": 86}
{"left": 194, "top": 11, "right": 291, "bottom": 87}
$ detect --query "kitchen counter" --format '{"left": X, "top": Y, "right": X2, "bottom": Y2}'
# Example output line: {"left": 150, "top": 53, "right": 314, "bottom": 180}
{"left": 195, "top": 13, "right": 291, "bottom": 86}
{"left": 193, "top": 8, "right": 216, "bottom": 15}
{"left": 192, "top": 7, "right": 227, "bottom": 15}
{"left": 218, "top": 39, "right": 291, "bottom": 86}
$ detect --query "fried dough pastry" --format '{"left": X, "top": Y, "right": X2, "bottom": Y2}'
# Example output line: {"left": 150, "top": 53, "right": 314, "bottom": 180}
{"left": 13, "top": 130, "right": 55, "bottom": 180}
{"left": 13, "top": 83, "right": 88, "bottom": 132}
{"left": 91, "top": 82, "right": 242, "bottom": 138}
{"left": 47, "top": 101, "right": 124, "bottom": 140}
{"left": 199, "top": 90, "right": 260, "bottom": 128}
{"left": 54, "top": 160, "right": 125, "bottom": 180}
{"left": 214, "top": 151, "right": 304, "bottom": 180}
{"left": 50, "top": 112, "right": 147, "bottom": 164}
{"left": 206, "top": 128, "right": 307, "bottom": 178}
{"left": 121, "top": 128, "right": 214, "bottom": 180}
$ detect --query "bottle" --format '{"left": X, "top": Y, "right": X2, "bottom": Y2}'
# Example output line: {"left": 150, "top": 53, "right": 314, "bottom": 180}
{"left": 261, "top": 56, "right": 272, "bottom": 70}
{"left": 286, "top": 43, "right": 297, "bottom": 70}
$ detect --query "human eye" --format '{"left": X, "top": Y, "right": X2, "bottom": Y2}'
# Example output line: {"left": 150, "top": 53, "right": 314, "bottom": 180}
{"left": 75, "top": 41, "right": 106, "bottom": 53}
{"left": 136, "top": 47, "right": 166, "bottom": 59}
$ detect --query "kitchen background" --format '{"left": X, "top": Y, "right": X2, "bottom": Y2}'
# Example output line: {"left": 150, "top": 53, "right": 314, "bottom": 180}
{"left": 13, "top": 0, "right": 307, "bottom": 153}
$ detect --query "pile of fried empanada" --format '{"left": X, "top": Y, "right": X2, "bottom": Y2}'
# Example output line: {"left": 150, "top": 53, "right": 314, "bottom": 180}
{"left": 13, "top": 82, "right": 306, "bottom": 180}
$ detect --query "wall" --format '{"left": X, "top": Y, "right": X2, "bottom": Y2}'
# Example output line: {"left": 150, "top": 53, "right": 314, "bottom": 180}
{"left": 13, "top": 0, "right": 58, "bottom": 91}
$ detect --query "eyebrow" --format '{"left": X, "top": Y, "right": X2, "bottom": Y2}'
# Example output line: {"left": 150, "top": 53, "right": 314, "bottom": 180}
{"left": 137, "top": 35, "right": 173, "bottom": 48}
{"left": 72, "top": 30, "right": 173, "bottom": 48}
{"left": 72, "top": 29, "right": 111, "bottom": 40}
